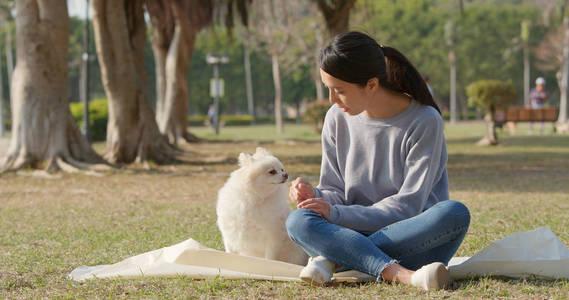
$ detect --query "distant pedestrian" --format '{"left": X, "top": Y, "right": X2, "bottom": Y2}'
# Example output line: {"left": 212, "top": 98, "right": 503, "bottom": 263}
{"left": 529, "top": 77, "right": 548, "bottom": 109}
{"left": 529, "top": 77, "right": 548, "bottom": 134}
{"left": 207, "top": 104, "right": 216, "bottom": 128}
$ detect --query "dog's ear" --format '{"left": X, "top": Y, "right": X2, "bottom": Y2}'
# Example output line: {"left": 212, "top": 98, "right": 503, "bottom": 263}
{"left": 238, "top": 153, "right": 254, "bottom": 167}
{"left": 253, "top": 147, "right": 272, "bottom": 158}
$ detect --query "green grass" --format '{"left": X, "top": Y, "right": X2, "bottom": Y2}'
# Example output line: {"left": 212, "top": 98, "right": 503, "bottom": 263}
{"left": 1, "top": 121, "right": 569, "bottom": 298}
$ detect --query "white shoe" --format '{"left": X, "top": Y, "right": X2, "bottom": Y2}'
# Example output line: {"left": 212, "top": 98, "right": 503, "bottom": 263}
{"left": 410, "top": 262, "right": 451, "bottom": 291}
{"left": 299, "top": 256, "right": 335, "bottom": 286}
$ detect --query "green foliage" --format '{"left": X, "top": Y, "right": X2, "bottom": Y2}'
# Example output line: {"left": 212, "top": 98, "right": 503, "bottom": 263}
{"left": 353, "top": 0, "right": 545, "bottom": 110}
{"left": 466, "top": 80, "right": 517, "bottom": 111}
{"left": 302, "top": 100, "right": 330, "bottom": 134}
{"left": 188, "top": 114, "right": 294, "bottom": 126}
{"left": 69, "top": 98, "right": 108, "bottom": 141}
{"left": 59, "top": 1, "right": 556, "bottom": 120}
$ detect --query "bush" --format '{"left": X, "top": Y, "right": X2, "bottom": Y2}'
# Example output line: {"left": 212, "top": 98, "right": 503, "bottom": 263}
{"left": 188, "top": 114, "right": 296, "bottom": 126}
{"left": 466, "top": 80, "right": 517, "bottom": 145}
{"left": 442, "top": 111, "right": 479, "bottom": 121}
{"left": 466, "top": 80, "right": 517, "bottom": 113}
{"left": 302, "top": 100, "right": 330, "bottom": 134}
{"left": 69, "top": 98, "right": 108, "bottom": 141}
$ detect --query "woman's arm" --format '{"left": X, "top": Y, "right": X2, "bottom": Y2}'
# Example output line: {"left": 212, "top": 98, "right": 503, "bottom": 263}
{"left": 313, "top": 111, "right": 347, "bottom": 206}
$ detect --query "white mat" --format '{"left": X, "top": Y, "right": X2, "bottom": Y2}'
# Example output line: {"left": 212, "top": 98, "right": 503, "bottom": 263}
{"left": 449, "top": 227, "right": 569, "bottom": 279}
{"left": 69, "top": 227, "right": 569, "bottom": 282}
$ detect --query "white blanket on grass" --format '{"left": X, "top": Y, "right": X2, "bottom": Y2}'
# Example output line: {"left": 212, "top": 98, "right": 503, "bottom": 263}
{"left": 69, "top": 227, "right": 569, "bottom": 282}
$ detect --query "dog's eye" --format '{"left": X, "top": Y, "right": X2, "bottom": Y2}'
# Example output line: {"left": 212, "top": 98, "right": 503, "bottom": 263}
{"left": 269, "top": 169, "right": 277, "bottom": 175}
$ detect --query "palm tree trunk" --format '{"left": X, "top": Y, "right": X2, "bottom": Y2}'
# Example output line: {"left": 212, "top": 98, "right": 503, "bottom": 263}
{"left": 5, "top": 20, "right": 13, "bottom": 85}
{"left": 449, "top": 49, "right": 457, "bottom": 124}
{"left": 559, "top": 15, "right": 569, "bottom": 124}
{"left": 0, "top": 48, "right": 4, "bottom": 137}
{"left": 243, "top": 36, "right": 256, "bottom": 122}
{"left": 271, "top": 52, "right": 283, "bottom": 134}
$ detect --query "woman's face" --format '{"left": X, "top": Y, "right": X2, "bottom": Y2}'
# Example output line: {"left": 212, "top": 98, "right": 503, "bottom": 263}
{"left": 320, "top": 69, "right": 372, "bottom": 115}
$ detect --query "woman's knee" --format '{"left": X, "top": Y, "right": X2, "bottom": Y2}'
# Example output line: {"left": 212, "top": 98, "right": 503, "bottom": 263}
{"left": 286, "top": 208, "right": 321, "bottom": 239}
{"left": 437, "top": 200, "right": 470, "bottom": 228}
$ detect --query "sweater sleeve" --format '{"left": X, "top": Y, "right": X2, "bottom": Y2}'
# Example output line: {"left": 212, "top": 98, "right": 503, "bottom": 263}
{"left": 328, "top": 115, "right": 446, "bottom": 232}
{"left": 313, "top": 110, "right": 346, "bottom": 205}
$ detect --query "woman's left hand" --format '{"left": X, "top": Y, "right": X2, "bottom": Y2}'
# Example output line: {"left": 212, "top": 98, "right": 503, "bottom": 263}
{"left": 297, "top": 198, "right": 330, "bottom": 219}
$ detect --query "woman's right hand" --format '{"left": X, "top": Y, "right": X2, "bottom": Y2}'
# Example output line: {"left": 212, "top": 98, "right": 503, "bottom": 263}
{"left": 289, "top": 177, "right": 315, "bottom": 204}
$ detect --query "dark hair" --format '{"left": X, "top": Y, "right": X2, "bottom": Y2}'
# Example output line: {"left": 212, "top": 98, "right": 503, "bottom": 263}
{"left": 319, "top": 31, "right": 440, "bottom": 114}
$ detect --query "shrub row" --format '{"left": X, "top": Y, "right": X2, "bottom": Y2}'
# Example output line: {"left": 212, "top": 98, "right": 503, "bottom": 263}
{"left": 69, "top": 98, "right": 108, "bottom": 141}
{"left": 69, "top": 98, "right": 302, "bottom": 141}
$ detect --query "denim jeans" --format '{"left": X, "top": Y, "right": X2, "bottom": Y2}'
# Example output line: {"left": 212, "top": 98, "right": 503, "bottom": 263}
{"left": 286, "top": 200, "right": 470, "bottom": 280}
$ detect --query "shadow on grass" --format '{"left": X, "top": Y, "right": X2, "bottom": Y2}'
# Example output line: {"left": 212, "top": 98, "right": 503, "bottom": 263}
{"left": 447, "top": 134, "right": 569, "bottom": 148}
{"left": 448, "top": 150, "right": 569, "bottom": 193}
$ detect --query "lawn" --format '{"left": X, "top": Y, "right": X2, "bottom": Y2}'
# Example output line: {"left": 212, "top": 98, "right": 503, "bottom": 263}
{"left": 1, "top": 122, "right": 569, "bottom": 298}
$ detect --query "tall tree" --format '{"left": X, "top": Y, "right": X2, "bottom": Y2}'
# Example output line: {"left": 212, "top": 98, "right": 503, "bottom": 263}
{"left": 314, "top": 0, "right": 356, "bottom": 37}
{"left": 91, "top": 0, "right": 176, "bottom": 164}
{"left": 146, "top": 0, "right": 213, "bottom": 145}
{"left": 249, "top": 0, "right": 295, "bottom": 134}
{"left": 283, "top": 2, "right": 326, "bottom": 101}
{"left": 534, "top": 1, "right": 569, "bottom": 125}
{"left": 1, "top": 0, "right": 104, "bottom": 172}
{"left": 445, "top": 20, "right": 458, "bottom": 124}
{"left": 0, "top": 1, "right": 12, "bottom": 137}
{"left": 2, "top": 2, "right": 13, "bottom": 88}
{"left": 560, "top": 2, "right": 569, "bottom": 124}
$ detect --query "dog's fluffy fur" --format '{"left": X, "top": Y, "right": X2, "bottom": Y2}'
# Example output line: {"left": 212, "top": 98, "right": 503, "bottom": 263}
{"left": 216, "top": 147, "right": 308, "bottom": 265}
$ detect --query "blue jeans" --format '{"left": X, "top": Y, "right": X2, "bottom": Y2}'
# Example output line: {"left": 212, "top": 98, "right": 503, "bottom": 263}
{"left": 286, "top": 200, "right": 470, "bottom": 280}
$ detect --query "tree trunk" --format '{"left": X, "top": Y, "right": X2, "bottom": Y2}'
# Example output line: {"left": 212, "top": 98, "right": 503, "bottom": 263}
{"left": 0, "top": 47, "right": 4, "bottom": 137}
{"left": 449, "top": 49, "right": 457, "bottom": 124}
{"left": 157, "top": 23, "right": 199, "bottom": 144}
{"left": 91, "top": 0, "right": 176, "bottom": 164}
{"left": 522, "top": 20, "right": 530, "bottom": 107}
{"left": 313, "top": 21, "right": 324, "bottom": 100}
{"left": 147, "top": 0, "right": 201, "bottom": 145}
{"left": 243, "top": 35, "right": 256, "bottom": 123}
{"left": 478, "top": 107, "right": 498, "bottom": 146}
{"left": 5, "top": 19, "right": 14, "bottom": 85}
{"left": 271, "top": 52, "right": 283, "bottom": 134}
{"left": 523, "top": 41, "right": 530, "bottom": 107}
{"left": 1, "top": 0, "right": 104, "bottom": 172}
{"left": 151, "top": 32, "right": 168, "bottom": 120}
{"left": 315, "top": 0, "right": 356, "bottom": 37}
{"left": 559, "top": 15, "right": 569, "bottom": 124}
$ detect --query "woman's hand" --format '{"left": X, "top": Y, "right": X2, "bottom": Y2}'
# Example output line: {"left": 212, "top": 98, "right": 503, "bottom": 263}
{"left": 289, "top": 177, "right": 315, "bottom": 204}
{"left": 297, "top": 198, "right": 330, "bottom": 219}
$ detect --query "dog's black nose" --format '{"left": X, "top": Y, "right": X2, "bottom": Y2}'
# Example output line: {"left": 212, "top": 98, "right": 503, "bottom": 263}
{"left": 283, "top": 173, "right": 289, "bottom": 180}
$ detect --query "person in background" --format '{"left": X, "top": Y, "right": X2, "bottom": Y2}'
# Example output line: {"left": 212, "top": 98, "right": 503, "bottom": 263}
{"left": 529, "top": 77, "right": 548, "bottom": 134}
{"left": 207, "top": 103, "right": 217, "bottom": 129}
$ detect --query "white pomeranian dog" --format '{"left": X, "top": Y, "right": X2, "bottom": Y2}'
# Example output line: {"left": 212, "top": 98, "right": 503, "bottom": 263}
{"left": 216, "top": 147, "right": 308, "bottom": 265}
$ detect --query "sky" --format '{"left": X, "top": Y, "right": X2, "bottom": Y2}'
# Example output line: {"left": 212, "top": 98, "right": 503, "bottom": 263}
{"left": 68, "top": 0, "right": 88, "bottom": 19}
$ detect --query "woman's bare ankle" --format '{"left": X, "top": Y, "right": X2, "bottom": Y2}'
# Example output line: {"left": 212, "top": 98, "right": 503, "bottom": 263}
{"left": 380, "top": 263, "right": 414, "bottom": 285}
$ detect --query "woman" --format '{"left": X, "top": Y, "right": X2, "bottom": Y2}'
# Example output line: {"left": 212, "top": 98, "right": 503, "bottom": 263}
{"left": 286, "top": 31, "right": 470, "bottom": 291}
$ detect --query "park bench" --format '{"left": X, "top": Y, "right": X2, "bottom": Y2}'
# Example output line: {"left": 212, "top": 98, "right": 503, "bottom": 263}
{"left": 495, "top": 107, "right": 559, "bottom": 133}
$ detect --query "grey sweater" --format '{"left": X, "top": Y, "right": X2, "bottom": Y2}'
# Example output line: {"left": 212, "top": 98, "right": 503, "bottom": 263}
{"left": 313, "top": 100, "right": 449, "bottom": 232}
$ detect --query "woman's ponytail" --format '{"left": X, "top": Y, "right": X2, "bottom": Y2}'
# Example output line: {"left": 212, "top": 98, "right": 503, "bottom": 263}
{"left": 381, "top": 46, "right": 441, "bottom": 114}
